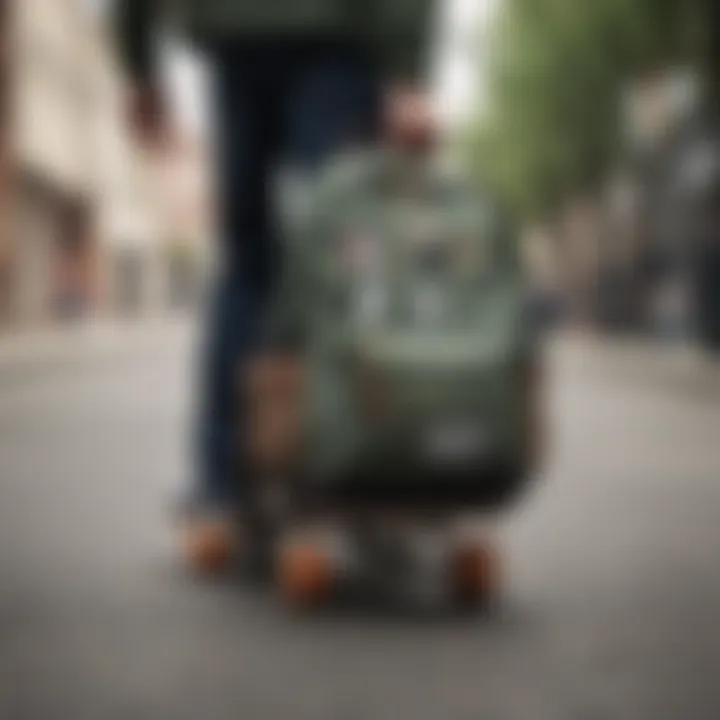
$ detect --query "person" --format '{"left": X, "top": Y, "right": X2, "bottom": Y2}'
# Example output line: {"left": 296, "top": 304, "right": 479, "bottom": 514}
{"left": 114, "top": 0, "right": 436, "bottom": 575}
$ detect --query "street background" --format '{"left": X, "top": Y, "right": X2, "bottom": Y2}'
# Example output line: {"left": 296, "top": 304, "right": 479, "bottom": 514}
{"left": 1, "top": 323, "right": 720, "bottom": 719}
{"left": 2, "top": 0, "right": 720, "bottom": 717}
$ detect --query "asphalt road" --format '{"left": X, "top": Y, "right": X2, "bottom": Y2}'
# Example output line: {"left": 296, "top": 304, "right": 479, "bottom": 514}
{"left": 1, "top": 325, "right": 720, "bottom": 720}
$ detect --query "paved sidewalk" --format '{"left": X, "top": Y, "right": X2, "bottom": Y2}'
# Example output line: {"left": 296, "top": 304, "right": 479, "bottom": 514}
{"left": 0, "top": 316, "right": 194, "bottom": 374}
{"left": 2, "top": 319, "right": 718, "bottom": 396}
{"left": 551, "top": 329, "right": 720, "bottom": 397}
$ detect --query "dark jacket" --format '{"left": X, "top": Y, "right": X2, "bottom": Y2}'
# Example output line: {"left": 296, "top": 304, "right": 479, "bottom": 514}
{"left": 115, "top": 0, "right": 434, "bottom": 84}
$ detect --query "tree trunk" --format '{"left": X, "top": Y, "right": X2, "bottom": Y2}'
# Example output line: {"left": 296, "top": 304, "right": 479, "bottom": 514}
{"left": 708, "top": 0, "right": 720, "bottom": 118}
{"left": 692, "top": 1, "right": 720, "bottom": 352}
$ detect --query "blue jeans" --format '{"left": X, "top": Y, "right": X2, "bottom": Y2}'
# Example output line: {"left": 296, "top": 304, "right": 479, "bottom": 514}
{"left": 194, "top": 38, "right": 380, "bottom": 512}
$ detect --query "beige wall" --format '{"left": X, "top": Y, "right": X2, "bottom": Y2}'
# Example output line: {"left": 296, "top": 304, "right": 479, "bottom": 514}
{"left": 10, "top": 0, "right": 162, "bottom": 239}
{"left": 11, "top": 0, "right": 99, "bottom": 195}
{"left": 5, "top": 0, "right": 168, "bottom": 323}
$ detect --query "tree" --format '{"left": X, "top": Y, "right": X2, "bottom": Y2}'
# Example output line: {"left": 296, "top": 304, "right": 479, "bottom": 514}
{"left": 471, "top": 0, "right": 697, "bottom": 223}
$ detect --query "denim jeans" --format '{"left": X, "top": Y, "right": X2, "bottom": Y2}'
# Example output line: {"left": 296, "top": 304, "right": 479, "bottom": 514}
{"left": 193, "top": 38, "right": 380, "bottom": 512}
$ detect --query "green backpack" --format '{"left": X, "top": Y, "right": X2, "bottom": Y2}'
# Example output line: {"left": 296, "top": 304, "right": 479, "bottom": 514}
{"left": 268, "top": 150, "right": 536, "bottom": 509}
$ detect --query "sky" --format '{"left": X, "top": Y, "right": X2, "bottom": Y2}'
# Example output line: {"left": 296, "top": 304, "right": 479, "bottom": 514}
{"left": 434, "top": 0, "right": 498, "bottom": 127}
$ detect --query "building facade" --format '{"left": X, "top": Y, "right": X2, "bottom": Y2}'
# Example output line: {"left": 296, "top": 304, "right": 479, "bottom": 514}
{"left": 92, "top": 21, "right": 166, "bottom": 319}
{"left": 601, "top": 69, "right": 710, "bottom": 339}
{"left": 0, "top": 0, "right": 165, "bottom": 330}
{"left": 6, "top": 0, "right": 101, "bottom": 326}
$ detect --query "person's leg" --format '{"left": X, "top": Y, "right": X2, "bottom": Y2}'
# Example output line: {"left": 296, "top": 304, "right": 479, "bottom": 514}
{"left": 185, "top": 43, "right": 283, "bottom": 571}
{"left": 185, "top": 40, "right": 381, "bottom": 574}
{"left": 282, "top": 40, "right": 381, "bottom": 172}
{"left": 238, "top": 41, "right": 381, "bottom": 577}
{"left": 236, "top": 43, "right": 383, "bottom": 583}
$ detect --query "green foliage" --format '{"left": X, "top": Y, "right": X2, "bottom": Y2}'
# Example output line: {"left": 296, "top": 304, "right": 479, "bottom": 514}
{"left": 471, "top": 0, "right": 697, "bottom": 222}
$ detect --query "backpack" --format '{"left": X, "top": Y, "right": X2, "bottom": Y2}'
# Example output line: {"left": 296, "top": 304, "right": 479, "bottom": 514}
{"left": 265, "top": 150, "right": 537, "bottom": 509}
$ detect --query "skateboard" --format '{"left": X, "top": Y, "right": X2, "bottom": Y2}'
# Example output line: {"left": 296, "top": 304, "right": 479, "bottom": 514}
{"left": 246, "top": 352, "right": 505, "bottom": 612}
{"left": 275, "top": 514, "right": 502, "bottom": 613}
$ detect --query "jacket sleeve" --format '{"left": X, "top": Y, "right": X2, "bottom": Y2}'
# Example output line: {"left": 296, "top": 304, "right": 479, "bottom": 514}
{"left": 114, "top": 0, "right": 160, "bottom": 82}
{"left": 375, "top": 0, "right": 435, "bottom": 84}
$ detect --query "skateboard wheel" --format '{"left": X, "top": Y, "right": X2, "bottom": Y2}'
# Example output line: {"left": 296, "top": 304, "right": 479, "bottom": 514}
{"left": 448, "top": 541, "right": 500, "bottom": 609}
{"left": 278, "top": 541, "right": 334, "bottom": 610}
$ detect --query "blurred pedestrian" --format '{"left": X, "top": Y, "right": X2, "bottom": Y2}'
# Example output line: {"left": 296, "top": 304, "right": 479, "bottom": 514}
{"left": 115, "top": 0, "right": 436, "bottom": 576}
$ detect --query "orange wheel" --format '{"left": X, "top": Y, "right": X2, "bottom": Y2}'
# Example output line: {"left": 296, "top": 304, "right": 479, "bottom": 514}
{"left": 278, "top": 541, "right": 334, "bottom": 610}
{"left": 448, "top": 540, "right": 501, "bottom": 609}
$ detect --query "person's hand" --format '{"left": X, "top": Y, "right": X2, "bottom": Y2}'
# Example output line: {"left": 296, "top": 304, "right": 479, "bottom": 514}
{"left": 126, "top": 81, "right": 170, "bottom": 151}
{"left": 384, "top": 84, "right": 437, "bottom": 151}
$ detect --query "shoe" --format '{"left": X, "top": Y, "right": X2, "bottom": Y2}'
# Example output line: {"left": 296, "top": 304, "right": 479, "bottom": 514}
{"left": 181, "top": 515, "right": 238, "bottom": 576}
{"left": 174, "top": 488, "right": 278, "bottom": 584}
